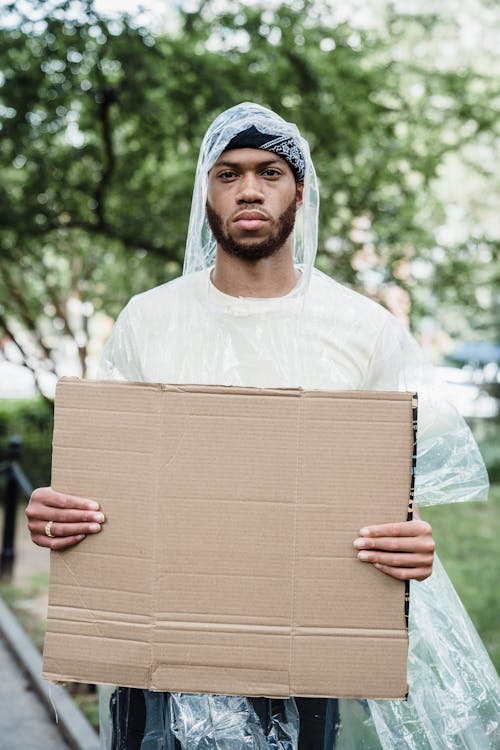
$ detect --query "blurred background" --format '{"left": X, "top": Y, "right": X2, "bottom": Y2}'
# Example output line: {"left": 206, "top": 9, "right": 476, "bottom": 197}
{"left": 0, "top": 0, "right": 498, "bottom": 731}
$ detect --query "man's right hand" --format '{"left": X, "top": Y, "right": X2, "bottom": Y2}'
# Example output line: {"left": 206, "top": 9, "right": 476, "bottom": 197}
{"left": 26, "top": 487, "right": 105, "bottom": 550}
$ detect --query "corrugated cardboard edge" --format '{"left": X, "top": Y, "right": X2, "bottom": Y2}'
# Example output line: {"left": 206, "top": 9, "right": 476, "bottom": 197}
{"left": 53, "top": 377, "right": 416, "bottom": 401}
{"left": 400, "top": 392, "right": 418, "bottom": 701}
{"left": 405, "top": 393, "right": 418, "bottom": 629}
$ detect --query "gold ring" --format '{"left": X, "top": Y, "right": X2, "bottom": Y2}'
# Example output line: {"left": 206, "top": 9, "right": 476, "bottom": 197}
{"left": 45, "top": 520, "right": 55, "bottom": 538}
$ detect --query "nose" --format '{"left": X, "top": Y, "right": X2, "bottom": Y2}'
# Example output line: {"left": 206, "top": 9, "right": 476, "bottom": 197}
{"left": 236, "top": 172, "right": 264, "bottom": 203}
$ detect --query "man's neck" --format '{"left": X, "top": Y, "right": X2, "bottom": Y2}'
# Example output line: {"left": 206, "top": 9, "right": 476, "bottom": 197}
{"left": 211, "top": 246, "right": 300, "bottom": 298}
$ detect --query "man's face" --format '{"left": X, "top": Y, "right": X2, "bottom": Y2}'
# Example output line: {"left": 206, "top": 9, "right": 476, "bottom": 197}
{"left": 206, "top": 148, "right": 303, "bottom": 263}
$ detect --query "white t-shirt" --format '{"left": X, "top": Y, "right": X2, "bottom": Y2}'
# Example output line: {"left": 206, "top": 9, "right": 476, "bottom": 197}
{"left": 99, "top": 268, "right": 412, "bottom": 392}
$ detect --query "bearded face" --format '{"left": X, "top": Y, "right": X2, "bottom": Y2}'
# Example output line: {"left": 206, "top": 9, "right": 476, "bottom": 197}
{"left": 206, "top": 197, "right": 297, "bottom": 263}
{"left": 206, "top": 148, "right": 302, "bottom": 265}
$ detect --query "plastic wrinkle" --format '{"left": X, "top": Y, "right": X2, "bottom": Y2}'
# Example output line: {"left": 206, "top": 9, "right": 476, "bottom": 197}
{"left": 170, "top": 694, "right": 280, "bottom": 750}
{"left": 97, "top": 102, "right": 499, "bottom": 749}
{"left": 359, "top": 556, "right": 500, "bottom": 749}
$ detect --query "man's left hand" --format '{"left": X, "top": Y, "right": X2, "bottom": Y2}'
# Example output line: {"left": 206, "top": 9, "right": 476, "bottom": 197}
{"left": 353, "top": 520, "right": 435, "bottom": 581}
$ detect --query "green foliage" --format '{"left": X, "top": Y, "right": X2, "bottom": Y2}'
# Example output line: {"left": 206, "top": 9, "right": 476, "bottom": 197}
{"left": 0, "top": 0, "right": 498, "bottom": 396}
{"left": 0, "top": 397, "right": 53, "bottom": 487}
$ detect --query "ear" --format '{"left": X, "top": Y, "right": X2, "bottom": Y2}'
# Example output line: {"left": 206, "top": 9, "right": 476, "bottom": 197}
{"left": 295, "top": 181, "right": 304, "bottom": 208}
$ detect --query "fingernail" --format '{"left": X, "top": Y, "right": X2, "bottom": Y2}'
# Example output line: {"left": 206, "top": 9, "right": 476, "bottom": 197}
{"left": 76, "top": 535, "right": 85, "bottom": 541}
{"left": 88, "top": 501, "right": 99, "bottom": 510}
{"left": 359, "top": 527, "right": 370, "bottom": 536}
{"left": 357, "top": 551, "right": 370, "bottom": 561}
{"left": 89, "top": 523, "right": 101, "bottom": 532}
{"left": 93, "top": 513, "right": 105, "bottom": 523}
{"left": 374, "top": 563, "right": 382, "bottom": 569}
{"left": 353, "top": 539, "right": 364, "bottom": 549}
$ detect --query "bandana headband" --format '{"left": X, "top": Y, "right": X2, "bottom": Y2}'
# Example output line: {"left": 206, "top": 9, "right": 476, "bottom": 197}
{"left": 224, "top": 125, "right": 306, "bottom": 182}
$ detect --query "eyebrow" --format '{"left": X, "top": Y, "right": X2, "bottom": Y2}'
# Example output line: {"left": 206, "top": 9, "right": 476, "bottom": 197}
{"left": 213, "top": 158, "right": 284, "bottom": 170}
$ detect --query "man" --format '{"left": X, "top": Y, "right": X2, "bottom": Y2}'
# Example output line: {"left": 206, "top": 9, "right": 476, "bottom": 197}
{"left": 27, "top": 103, "right": 498, "bottom": 748}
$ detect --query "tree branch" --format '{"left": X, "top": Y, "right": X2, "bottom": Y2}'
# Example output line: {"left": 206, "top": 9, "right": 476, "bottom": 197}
{"left": 0, "top": 312, "right": 55, "bottom": 405}
{"left": 94, "top": 57, "right": 117, "bottom": 228}
{"left": 54, "top": 220, "right": 180, "bottom": 261}
{"left": 1, "top": 266, "right": 54, "bottom": 362}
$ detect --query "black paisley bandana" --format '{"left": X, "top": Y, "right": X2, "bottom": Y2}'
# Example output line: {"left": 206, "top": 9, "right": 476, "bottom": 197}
{"left": 224, "top": 125, "right": 306, "bottom": 182}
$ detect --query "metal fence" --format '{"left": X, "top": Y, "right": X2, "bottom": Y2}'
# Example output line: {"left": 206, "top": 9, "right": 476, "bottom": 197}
{"left": 0, "top": 436, "right": 34, "bottom": 579}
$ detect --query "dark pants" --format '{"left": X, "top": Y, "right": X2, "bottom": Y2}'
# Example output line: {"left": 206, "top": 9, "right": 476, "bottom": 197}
{"left": 110, "top": 689, "right": 339, "bottom": 749}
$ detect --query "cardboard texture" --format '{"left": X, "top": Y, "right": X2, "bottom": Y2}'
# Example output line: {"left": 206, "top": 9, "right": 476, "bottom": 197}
{"left": 43, "top": 379, "right": 416, "bottom": 699}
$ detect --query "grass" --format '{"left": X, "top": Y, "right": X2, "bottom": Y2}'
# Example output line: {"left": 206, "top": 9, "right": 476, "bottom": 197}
{"left": 421, "top": 483, "right": 500, "bottom": 671}
{"left": 0, "top": 571, "right": 48, "bottom": 650}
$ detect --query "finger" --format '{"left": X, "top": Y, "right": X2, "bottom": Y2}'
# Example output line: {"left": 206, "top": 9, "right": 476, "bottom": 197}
{"left": 357, "top": 550, "right": 434, "bottom": 567}
{"left": 373, "top": 563, "right": 433, "bottom": 582}
{"left": 354, "top": 535, "right": 435, "bottom": 553}
{"left": 359, "top": 520, "right": 432, "bottom": 538}
{"left": 32, "top": 533, "right": 87, "bottom": 550}
{"left": 31, "top": 521, "right": 103, "bottom": 538}
{"left": 30, "top": 487, "right": 100, "bottom": 511}
{"left": 27, "top": 507, "right": 105, "bottom": 524}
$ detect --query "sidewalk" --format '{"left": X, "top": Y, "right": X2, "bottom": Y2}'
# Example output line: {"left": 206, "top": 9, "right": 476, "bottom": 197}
{"left": 0, "top": 632, "right": 70, "bottom": 749}
{"left": 1, "top": 504, "right": 100, "bottom": 750}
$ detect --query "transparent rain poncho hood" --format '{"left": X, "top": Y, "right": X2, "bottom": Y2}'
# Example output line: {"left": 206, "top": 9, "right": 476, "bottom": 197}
{"left": 183, "top": 102, "right": 319, "bottom": 291}
{"left": 98, "top": 103, "right": 499, "bottom": 749}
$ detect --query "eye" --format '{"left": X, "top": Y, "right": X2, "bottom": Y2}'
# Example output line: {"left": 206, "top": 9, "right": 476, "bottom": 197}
{"left": 217, "top": 170, "right": 237, "bottom": 181}
{"left": 262, "top": 168, "right": 281, "bottom": 178}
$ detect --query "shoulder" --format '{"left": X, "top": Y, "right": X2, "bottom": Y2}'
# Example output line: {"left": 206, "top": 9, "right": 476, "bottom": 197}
{"left": 307, "top": 268, "right": 394, "bottom": 333}
{"left": 124, "top": 271, "right": 206, "bottom": 324}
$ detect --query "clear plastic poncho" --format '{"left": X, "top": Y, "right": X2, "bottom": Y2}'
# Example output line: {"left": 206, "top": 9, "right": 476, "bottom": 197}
{"left": 97, "top": 103, "right": 499, "bottom": 749}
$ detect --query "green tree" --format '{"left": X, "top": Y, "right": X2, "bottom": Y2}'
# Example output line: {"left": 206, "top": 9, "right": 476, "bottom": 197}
{"left": 0, "top": 0, "right": 184, "bottom": 393}
{"left": 0, "top": 0, "right": 498, "bottom": 397}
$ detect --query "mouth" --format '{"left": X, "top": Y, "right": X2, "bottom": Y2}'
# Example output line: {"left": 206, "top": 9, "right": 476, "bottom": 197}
{"left": 233, "top": 211, "right": 269, "bottom": 231}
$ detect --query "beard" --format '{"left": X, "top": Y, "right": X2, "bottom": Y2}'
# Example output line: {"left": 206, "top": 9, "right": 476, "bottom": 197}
{"left": 205, "top": 198, "right": 297, "bottom": 263}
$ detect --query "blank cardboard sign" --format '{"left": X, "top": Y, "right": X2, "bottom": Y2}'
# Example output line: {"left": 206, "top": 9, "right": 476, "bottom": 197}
{"left": 43, "top": 379, "right": 416, "bottom": 699}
